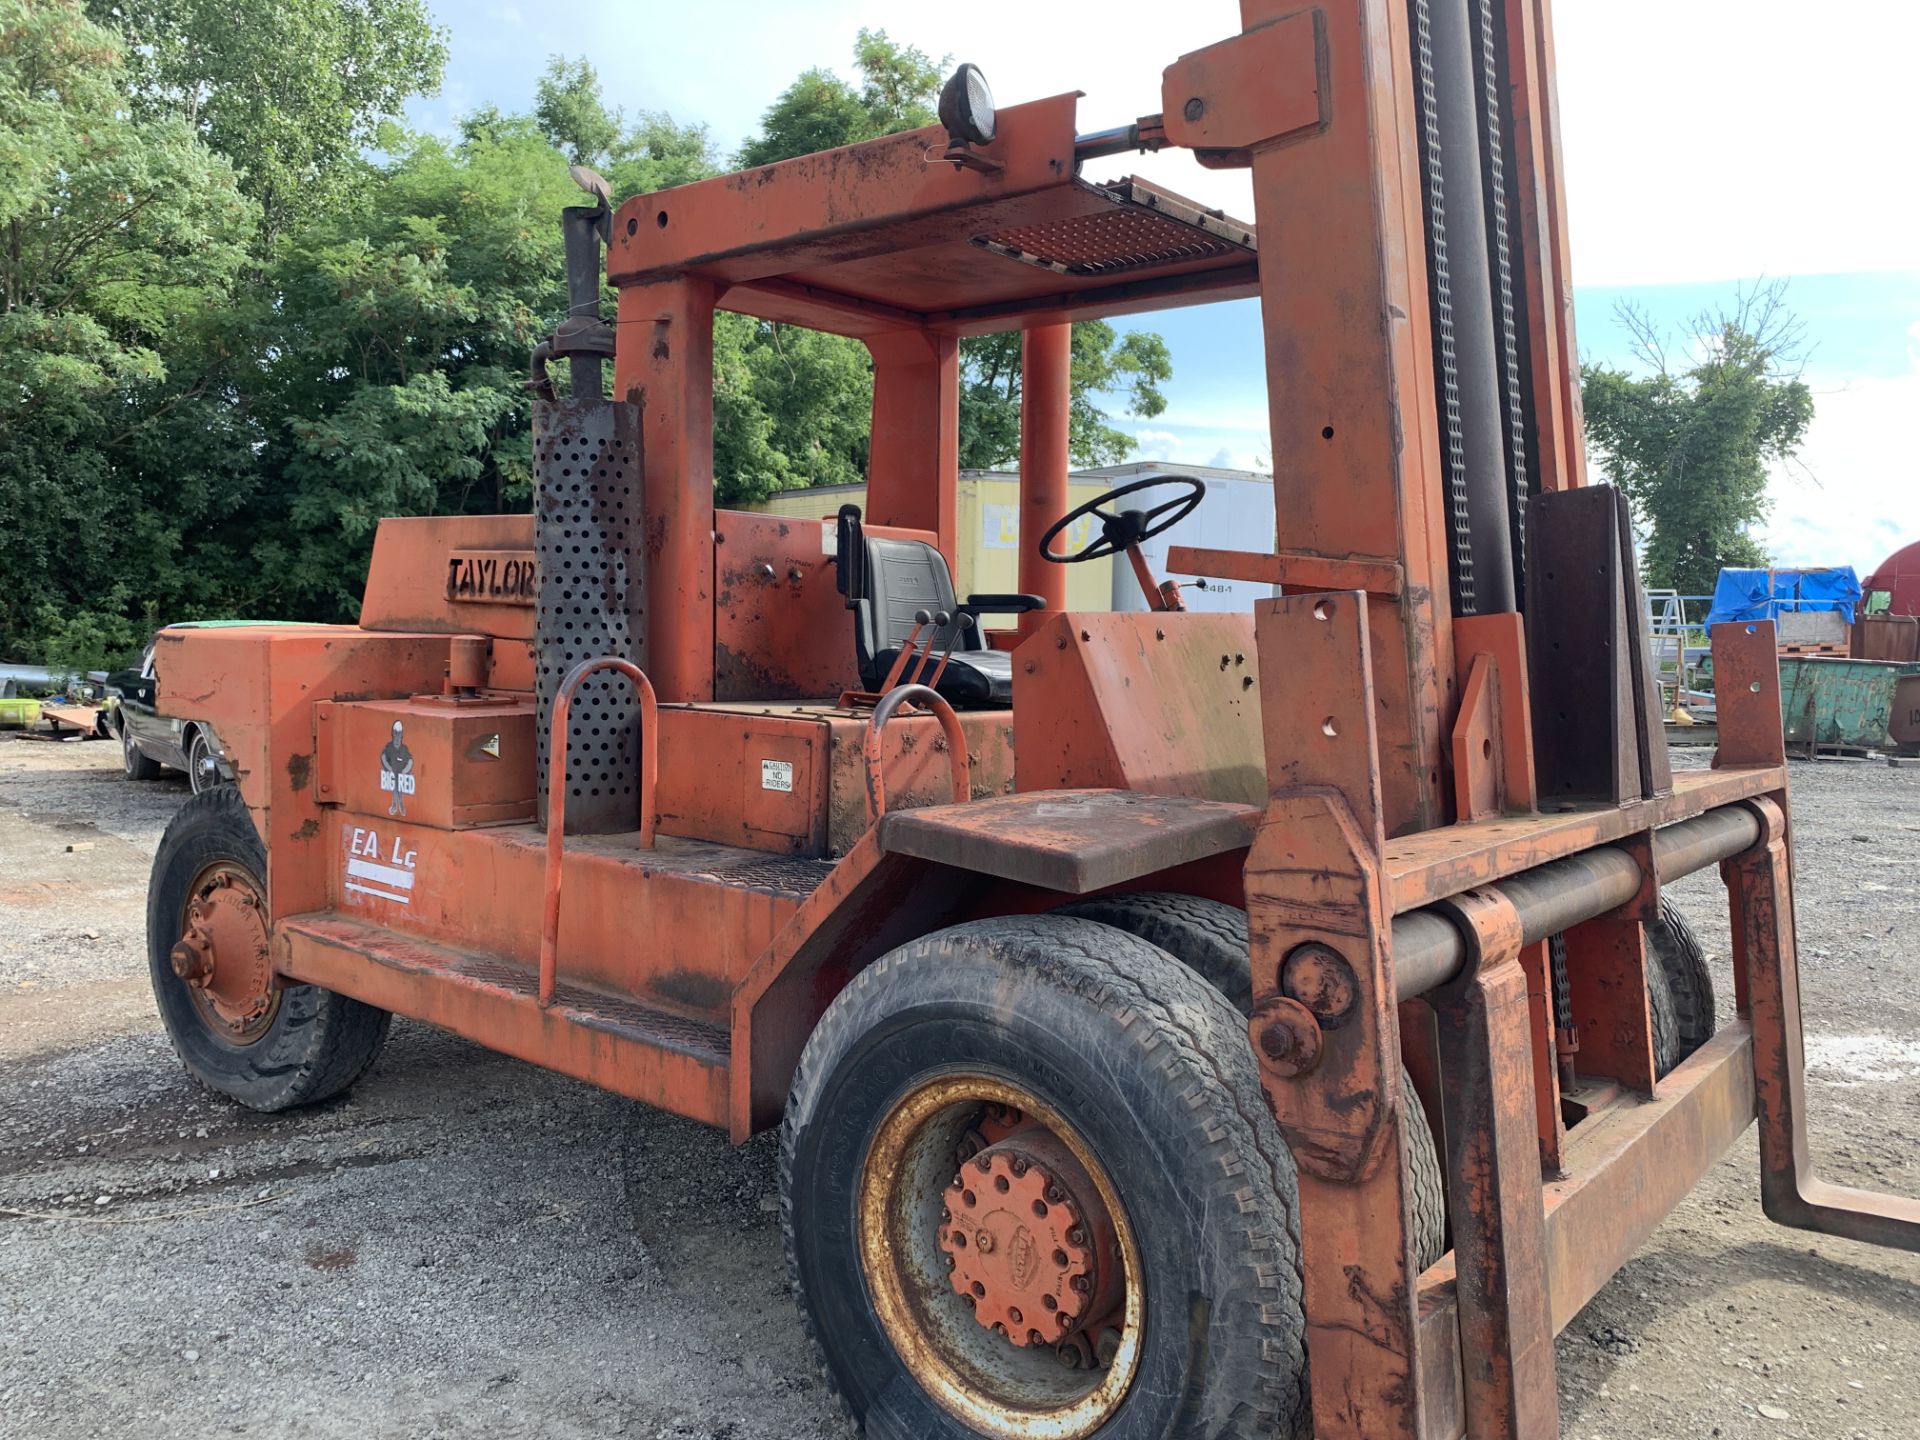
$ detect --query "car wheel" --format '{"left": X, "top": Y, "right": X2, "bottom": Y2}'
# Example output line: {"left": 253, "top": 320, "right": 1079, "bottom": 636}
{"left": 186, "top": 729, "right": 225, "bottom": 794}
{"left": 123, "top": 725, "right": 164, "bottom": 782}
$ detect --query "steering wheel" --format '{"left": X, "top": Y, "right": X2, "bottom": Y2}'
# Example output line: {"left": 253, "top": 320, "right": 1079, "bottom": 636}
{"left": 1037, "top": 476, "right": 1205, "bottom": 564}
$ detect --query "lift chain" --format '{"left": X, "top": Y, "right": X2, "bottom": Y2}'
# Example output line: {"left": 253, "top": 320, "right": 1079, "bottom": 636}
{"left": 1408, "top": 0, "right": 1478, "bottom": 618}
{"left": 1468, "top": 0, "right": 1533, "bottom": 601}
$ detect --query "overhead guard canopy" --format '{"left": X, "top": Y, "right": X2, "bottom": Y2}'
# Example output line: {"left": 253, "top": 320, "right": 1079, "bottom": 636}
{"left": 606, "top": 94, "right": 1256, "bottom": 337}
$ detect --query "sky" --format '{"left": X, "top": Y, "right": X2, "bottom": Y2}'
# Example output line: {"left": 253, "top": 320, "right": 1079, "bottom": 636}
{"left": 414, "top": 0, "right": 1920, "bottom": 578}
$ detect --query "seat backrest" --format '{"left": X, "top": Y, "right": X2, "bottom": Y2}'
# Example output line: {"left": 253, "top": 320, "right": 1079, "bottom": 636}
{"left": 868, "top": 536, "right": 980, "bottom": 652}
{"left": 836, "top": 506, "right": 983, "bottom": 686}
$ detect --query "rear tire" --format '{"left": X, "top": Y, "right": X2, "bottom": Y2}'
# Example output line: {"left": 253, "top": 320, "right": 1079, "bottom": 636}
{"left": 782, "top": 916, "right": 1311, "bottom": 1440}
{"left": 1055, "top": 890, "right": 1448, "bottom": 1270}
{"left": 147, "top": 787, "right": 390, "bottom": 1110}
{"left": 122, "top": 725, "right": 162, "bottom": 781}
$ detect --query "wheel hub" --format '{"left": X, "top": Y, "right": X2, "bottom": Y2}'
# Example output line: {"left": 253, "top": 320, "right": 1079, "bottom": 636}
{"left": 172, "top": 862, "right": 276, "bottom": 1039}
{"left": 938, "top": 1124, "right": 1122, "bottom": 1349}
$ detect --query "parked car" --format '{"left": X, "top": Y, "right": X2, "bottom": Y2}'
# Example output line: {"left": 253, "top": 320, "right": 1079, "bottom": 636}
{"left": 106, "top": 633, "right": 233, "bottom": 792}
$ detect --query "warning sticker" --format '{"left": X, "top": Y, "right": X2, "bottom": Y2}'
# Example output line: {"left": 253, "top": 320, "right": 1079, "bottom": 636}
{"left": 761, "top": 759, "right": 795, "bottom": 793}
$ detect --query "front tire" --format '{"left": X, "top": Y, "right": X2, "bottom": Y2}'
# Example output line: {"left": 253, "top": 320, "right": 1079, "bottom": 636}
{"left": 782, "top": 916, "right": 1310, "bottom": 1440}
{"left": 186, "top": 728, "right": 224, "bottom": 794}
{"left": 1649, "top": 897, "right": 1715, "bottom": 1065}
{"left": 147, "top": 787, "right": 390, "bottom": 1110}
{"left": 1056, "top": 890, "right": 1448, "bottom": 1272}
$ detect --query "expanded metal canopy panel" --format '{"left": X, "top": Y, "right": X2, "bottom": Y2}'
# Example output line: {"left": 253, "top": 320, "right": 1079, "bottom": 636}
{"left": 975, "top": 182, "right": 1254, "bottom": 277}
{"left": 607, "top": 97, "right": 1258, "bottom": 336}
{"left": 726, "top": 177, "right": 1257, "bottom": 335}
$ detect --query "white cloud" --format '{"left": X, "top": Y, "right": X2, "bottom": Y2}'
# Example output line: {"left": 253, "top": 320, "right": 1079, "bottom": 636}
{"left": 1132, "top": 428, "right": 1181, "bottom": 460}
{"left": 1556, "top": 1, "right": 1920, "bottom": 285}
{"left": 1762, "top": 372, "right": 1920, "bottom": 573}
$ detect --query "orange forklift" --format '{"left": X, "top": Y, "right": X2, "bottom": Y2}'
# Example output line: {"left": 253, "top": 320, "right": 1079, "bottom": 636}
{"left": 147, "top": 3, "right": 1918, "bottom": 1437}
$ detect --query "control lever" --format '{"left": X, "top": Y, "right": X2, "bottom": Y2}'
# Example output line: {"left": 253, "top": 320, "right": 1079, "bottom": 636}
{"left": 919, "top": 613, "right": 975, "bottom": 691}
{"left": 910, "top": 611, "right": 954, "bottom": 685}
{"left": 878, "top": 610, "right": 936, "bottom": 694}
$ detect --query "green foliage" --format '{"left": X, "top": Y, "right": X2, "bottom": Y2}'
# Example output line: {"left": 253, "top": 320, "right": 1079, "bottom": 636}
{"left": 0, "top": 16, "right": 1182, "bottom": 665}
{"left": 731, "top": 30, "right": 1173, "bottom": 491}
{"left": 611, "top": 110, "right": 719, "bottom": 197}
{"left": 712, "top": 315, "right": 874, "bottom": 505}
{"left": 32, "top": 601, "right": 147, "bottom": 678}
{"left": 88, "top": 0, "right": 447, "bottom": 242}
{"left": 534, "top": 56, "right": 620, "bottom": 164}
{"left": 0, "top": 0, "right": 255, "bottom": 660}
{"left": 958, "top": 324, "right": 1173, "bottom": 469}
{"left": 1581, "top": 283, "right": 1815, "bottom": 595}
{"left": 241, "top": 123, "right": 589, "bottom": 617}
{"left": 525, "top": 55, "right": 718, "bottom": 196}
{"left": 736, "top": 28, "right": 943, "bottom": 167}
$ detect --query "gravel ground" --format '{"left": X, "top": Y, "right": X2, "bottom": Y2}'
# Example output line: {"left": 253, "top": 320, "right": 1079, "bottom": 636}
{"left": 2, "top": 733, "right": 1918, "bottom": 1439}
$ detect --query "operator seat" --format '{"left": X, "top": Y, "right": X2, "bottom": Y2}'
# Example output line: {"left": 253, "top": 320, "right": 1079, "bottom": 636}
{"left": 834, "top": 506, "right": 1040, "bottom": 708}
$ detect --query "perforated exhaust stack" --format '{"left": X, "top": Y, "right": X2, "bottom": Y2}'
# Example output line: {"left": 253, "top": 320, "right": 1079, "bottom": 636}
{"left": 530, "top": 173, "right": 648, "bottom": 835}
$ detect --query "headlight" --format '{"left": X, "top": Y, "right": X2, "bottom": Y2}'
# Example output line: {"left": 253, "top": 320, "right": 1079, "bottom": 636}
{"left": 939, "top": 63, "right": 996, "bottom": 148}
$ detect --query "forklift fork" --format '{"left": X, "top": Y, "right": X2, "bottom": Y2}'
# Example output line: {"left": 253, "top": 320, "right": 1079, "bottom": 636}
{"left": 1713, "top": 626, "right": 1920, "bottom": 1253}
{"left": 1246, "top": 600, "right": 1920, "bottom": 1440}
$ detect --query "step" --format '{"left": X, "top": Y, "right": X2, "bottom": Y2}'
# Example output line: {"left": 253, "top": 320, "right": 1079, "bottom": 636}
{"left": 280, "top": 912, "right": 733, "bottom": 1127}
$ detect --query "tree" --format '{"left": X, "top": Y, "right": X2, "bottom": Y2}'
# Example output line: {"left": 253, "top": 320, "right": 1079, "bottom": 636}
{"left": 88, "top": 0, "right": 447, "bottom": 244}
{"left": 736, "top": 28, "right": 942, "bottom": 168}
{"left": 475, "top": 64, "right": 718, "bottom": 198}
{"left": 533, "top": 56, "right": 620, "bottom": 165}
{"left": 243, "top": 99, "right": 723, "bottom": 619}
{"left": 958, "top": 324, "right": 1174, "bottom": 469}
{"left": 1582, "top": 282, "right": 1815, "bottom": 596}
{"left": 729, "top": 31, "right": 1176, "bottom": 495}
{"left": 1, "top": 0, "right": 255, "bottom": 667}
{"left": 239, "top": 122, "right": 585, "bottom": 619}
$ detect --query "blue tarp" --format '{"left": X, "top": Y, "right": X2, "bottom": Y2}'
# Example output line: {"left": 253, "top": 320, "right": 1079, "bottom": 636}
{"left": 1706, "top": 567, "right": 1862, "bottom": 626}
